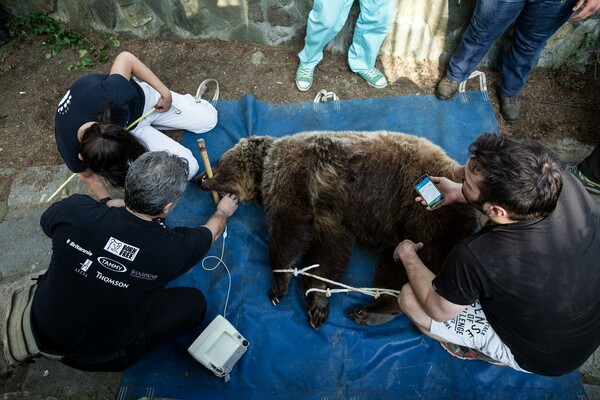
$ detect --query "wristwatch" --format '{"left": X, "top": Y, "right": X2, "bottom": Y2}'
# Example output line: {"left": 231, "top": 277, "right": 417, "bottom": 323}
{"left": 99, "top": 197, "right": 112, "bottom": 205}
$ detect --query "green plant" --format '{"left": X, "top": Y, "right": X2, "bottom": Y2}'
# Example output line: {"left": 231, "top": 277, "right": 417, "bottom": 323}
{"left": 8, "top": 12, "right": 120, "bottom": 70}
{"left": 9, "top": 12, "right": 58, "bottom": 36}
{"left": 67, "top": 49, "right": 93, "bottom": 71}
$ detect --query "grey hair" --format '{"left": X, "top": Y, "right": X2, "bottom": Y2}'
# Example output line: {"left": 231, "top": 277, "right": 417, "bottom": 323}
{"left": 124, "top": 151, "right": 189, "bottom": 216}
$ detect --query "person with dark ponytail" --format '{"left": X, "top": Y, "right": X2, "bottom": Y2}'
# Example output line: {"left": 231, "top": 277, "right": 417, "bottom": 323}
{"left": 77, "top": 104, "right": 148, "bottom": 188}
{"left": 55, "top": 51, "right": 217, "bottom": 207}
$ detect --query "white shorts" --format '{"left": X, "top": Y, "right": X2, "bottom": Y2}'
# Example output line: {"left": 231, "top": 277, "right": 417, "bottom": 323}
{"left": 430, "top": 301, "right": 530, "bottom": 373}
{"left": 131, "top": 81, "right": 218, "bottom": 180}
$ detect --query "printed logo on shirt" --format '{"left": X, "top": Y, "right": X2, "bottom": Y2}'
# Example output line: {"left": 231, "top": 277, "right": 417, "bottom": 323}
{"left": 75, "top": 259, "right": 93, "bottom": 277}
{"left": 57, "top": 90, "right": 72, "bottom": 115}
{"left": 129, "top": 270, "right": 158, "bottom": 281}
{"left": 95, "top": 270, "right": 129, "bottom": 289}
{"left": 97, "top": 256, "right": 127, "bottom": 273}
{"left": 66, "top": 238, "right": 92, "bottom": 256}
{"left": 80, "top": 259, "right": 92, "bottom": 272}
{"left": 103, "top": 237, "right": 139, "bottom": 261}
{"left": 442, "top": 302, "right": 489, "bottom": 338}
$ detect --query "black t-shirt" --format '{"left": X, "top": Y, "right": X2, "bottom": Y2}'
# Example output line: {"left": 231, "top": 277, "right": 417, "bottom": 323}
{"left": 433, "top": 172, "right": 600, "bottom": 376}
{"left": 54, "top": 74, "right": 145, "bottom": 173}
{"left": 32, "top": 194, "right": 213, "bottom": 355}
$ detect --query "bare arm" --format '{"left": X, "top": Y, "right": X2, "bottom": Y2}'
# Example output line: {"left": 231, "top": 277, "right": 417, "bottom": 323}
{"left": 571, "top": 0, "right": 600, "bottom": 21}
{"left": 109, "top": 51, "right": 172, "bottom": 112}
{"left": 78, "top": 169, "right": 124, "bottom": 207}
{"left": 394, "top": 240, "right": 466, "bottom": 322}
{"left": 202, "top": 193, "right": 239, "bottom": 243}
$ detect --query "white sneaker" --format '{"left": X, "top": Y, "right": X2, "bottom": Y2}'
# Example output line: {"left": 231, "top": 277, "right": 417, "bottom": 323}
{"left": 357, "top": 67, "right": 388, "bottom": 89}
{"left": 295, "top": 64, "right": 314, "bottom": 92}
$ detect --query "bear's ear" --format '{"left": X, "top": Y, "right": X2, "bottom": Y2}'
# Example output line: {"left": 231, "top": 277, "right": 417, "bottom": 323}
{"left": 237, "top": 136, "right": 273, "bottom": 171}
{"left": 244, "top": 136, "right": 274, "bottom": 161}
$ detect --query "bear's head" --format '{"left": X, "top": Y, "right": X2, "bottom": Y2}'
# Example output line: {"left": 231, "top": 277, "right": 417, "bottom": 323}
{"left": 196, "top": 136, "right": 275, "bottom": 203}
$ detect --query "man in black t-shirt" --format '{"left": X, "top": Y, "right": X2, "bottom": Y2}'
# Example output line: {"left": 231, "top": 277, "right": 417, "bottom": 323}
{"left": 394, "top": 134, "right": 600, "bottom": 376}
{"left": 31, "top": 151, "right": 238, "bottom": 372}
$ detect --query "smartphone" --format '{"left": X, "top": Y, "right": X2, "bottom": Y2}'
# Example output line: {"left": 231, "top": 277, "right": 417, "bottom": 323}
{"left": 413, "top": 174, "right": 445, "bottom": 208}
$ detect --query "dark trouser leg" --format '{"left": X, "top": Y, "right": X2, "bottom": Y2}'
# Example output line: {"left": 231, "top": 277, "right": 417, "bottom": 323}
{"left": 499, "top": 0, "right": 576, "bottom": 96}
{"left": 63, "top": 287, "right": 206, "bottom": 372}
{"left": 447, "top": 0, "right": 524, "bottom": 82}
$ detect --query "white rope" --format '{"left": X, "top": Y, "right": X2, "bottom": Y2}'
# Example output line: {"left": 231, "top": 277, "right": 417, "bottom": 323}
{"left": 458, "top": 71, "right": 489, "bottom": 103}
{"left": 313, "top": 89, "right": 341, "bottom": 111}
{"left": 195, "top": 78, "right": 220, "bottom": 106}
{"left": 273, "top": 264, "right": 400, "bottom": 299}
{"left": 202, "top": 226, "right": 231, "bottom": 318}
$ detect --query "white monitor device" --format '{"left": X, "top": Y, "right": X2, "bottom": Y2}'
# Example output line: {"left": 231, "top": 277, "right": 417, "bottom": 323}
{"left": 187, "top": 315, "right": 249, "bottom": 381}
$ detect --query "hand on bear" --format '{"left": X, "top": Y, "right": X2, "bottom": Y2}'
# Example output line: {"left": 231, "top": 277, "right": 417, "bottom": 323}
{"left": 393, "top": 239, "right": 424, "bottom": 263}
{"left": 216, "top": 193, "right": 239, "bottom": 218}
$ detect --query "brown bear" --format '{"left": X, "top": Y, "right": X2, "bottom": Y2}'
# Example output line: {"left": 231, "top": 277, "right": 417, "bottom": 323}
{"left": 197, "top": 131, "right": 476, "bottom": 329}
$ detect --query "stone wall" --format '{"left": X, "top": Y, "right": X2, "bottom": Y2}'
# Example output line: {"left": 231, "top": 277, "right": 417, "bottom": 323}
{"left": 1, "top": 0, "right": 599, "bottom": 69}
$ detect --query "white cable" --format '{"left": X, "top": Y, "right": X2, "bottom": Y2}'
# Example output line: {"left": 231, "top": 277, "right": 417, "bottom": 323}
{"left": 201, "top": 226, "right": 231, "bottom": 318}
{"left": 273, "top": 264, "right": 400, "bottom": 299}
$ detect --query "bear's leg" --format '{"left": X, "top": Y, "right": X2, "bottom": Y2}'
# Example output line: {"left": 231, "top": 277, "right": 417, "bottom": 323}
{"left": 268, "top": 215, "right": 312, "bottom": 306}
{"left": 347, "top": 247, "right": 406, "bottom": 326}
{"left": 302, "top": 234, "right": 353, "bottom": 329}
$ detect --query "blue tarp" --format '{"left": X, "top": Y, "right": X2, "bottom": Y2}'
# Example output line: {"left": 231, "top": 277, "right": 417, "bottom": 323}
{"left": 118, "top": 93, "right": 586, "bottom": 400}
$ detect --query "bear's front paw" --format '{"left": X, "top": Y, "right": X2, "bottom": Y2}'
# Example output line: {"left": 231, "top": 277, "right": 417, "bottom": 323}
{"left": 307, "top": 293, "right": 329, "bottom": 330}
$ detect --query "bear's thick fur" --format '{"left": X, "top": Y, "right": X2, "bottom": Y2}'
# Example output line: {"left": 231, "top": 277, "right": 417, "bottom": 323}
{"left": 198, "top": 131, "right": 476, "bottom": 329}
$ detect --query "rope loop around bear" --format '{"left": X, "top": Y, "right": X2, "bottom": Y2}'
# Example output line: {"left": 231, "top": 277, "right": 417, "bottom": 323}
{"left": 272, "top": 264, "right": 401, "bottom": 299}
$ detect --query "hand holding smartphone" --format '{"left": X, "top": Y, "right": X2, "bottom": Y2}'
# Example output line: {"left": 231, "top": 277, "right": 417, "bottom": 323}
{"left": 413, "top": 174, "right": 445, "bottom": 208}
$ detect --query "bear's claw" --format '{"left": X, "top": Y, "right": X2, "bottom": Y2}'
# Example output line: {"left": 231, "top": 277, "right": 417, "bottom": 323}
{"left": 269, "top": 286, "right": 287, "bottom": 306}
{"left": 269, "top": 273, "right": 291, "bottom": 306}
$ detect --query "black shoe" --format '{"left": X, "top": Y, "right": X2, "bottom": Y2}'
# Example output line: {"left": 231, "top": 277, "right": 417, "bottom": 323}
{"left": 498, "top": 93, "right": 522, "bottom": 122}
{"left": 435, "top": 76, "right": 460, "bottom": 100}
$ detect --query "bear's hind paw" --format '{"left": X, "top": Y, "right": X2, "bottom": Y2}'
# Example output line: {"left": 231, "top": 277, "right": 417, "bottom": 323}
{"left": 346, "top": 306, "right": 400, "bottom": 326}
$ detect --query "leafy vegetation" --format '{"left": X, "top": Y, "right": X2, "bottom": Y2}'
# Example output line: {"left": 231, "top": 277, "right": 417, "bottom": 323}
{"left": 7, "top": 12, "right": 120, "bottom": 70}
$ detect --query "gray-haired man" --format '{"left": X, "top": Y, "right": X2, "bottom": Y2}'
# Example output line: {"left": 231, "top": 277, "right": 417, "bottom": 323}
{"left": 30, "top": 151, "right": 238, "bottom": 371}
